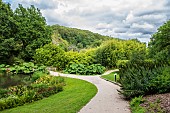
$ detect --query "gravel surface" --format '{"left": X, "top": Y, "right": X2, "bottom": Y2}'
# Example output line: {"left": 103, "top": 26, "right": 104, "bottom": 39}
{"left": 141, "top": 93, "right": 170, "bottom": 113}
{"left": 50, "top": 70, "right": 130, "bottom": 113}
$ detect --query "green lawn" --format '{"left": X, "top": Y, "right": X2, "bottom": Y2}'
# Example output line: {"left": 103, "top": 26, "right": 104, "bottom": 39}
{"left": 101, "top": 72, "right": 119, "bottom": 82}
{"left": 0, "top": 77, "right": 97, "bottom": 113}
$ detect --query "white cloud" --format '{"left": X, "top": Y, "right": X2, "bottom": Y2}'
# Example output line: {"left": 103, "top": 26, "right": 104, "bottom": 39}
{"left": 5, "top": 0, "right": 170, "bottom": 43}
{"left": 132, "top": 23, "right": 154, "bottom": 29}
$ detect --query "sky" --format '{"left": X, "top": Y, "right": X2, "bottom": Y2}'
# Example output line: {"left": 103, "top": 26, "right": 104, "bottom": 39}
{"left": 3, "top": 0, "right": 170, "bottom": 43}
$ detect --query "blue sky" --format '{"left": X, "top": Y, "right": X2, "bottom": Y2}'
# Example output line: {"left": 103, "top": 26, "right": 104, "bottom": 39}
{"left": 3, "top": 0, "right": 170, "bottom": 43}
{"left": 3, "top": 0, "right": 12, "bottom": 3}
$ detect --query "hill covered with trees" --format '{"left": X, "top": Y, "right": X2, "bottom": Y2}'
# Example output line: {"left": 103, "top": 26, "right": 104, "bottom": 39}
{"left": 51, "top": 25, "right": 113, "bottom": 51}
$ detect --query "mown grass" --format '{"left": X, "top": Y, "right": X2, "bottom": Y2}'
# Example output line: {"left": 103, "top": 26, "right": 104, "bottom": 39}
{"left": 0, "top": 77, "right": 97, "bottom": 113}
{"left": 101, "top": 72, "right": 119, "bottom": 82}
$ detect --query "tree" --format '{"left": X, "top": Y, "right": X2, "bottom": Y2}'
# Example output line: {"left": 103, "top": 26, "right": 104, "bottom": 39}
{"left": 149, "top": 20, "right": 170, "bottom": 63}
{"left": 14, "top": 4, "right": 52, "bottom": 61}
{"left": 0, "top": 0, "right": 18, "bottom": 63}
{"left": 0, "top": 1, "right": 52, "bottom": 63}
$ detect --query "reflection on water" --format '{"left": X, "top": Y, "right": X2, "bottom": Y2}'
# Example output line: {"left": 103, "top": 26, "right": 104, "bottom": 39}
{"left": 0, "top": 74, "right": 31, "bottom": 88}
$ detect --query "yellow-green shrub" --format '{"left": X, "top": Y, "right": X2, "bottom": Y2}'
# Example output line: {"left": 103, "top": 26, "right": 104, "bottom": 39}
{"left": 34, "top": 43, "right": 67, "bottom": 70}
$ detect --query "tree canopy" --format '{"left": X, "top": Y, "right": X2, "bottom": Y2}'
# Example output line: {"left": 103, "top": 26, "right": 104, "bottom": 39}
{"left": 0, "top": 1, "right": 51, "bottom": 64}
{"left": 149, "top": 19, "right": 170, "bottom": 63}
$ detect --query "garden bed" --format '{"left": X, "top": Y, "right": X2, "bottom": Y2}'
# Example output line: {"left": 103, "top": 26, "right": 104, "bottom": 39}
{"left": 141, "top": 93, "right": 170, "bottom": 113}
{"left": 0, "top": 75, "right": 65, "bottom": 111}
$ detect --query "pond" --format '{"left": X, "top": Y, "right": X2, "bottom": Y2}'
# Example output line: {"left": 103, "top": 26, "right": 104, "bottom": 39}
{"left": 0, "top": 73, "right": 32, "bottom": 88}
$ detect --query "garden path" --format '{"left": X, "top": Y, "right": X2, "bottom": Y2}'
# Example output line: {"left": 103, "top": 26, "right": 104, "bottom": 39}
{"left": 50, "top": 70, "right": 130, "bottom": 113}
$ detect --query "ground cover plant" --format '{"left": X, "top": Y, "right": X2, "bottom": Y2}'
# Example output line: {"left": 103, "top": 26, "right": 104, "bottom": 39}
{"left": 0, "top": 77, "right": 97, "bottom": 113}
{"left": 130, "top": 95, "right": 167, "bottom": 113}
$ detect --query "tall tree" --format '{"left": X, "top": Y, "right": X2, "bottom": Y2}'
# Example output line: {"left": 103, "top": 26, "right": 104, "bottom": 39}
{"left": 149, "top": 20, "right": 170, "bottom": 63}
{"left": 14, "top": 4, "right": 52, "bottom": 61}
{"left": 0, "top": 0, "right": 18, "bottom": 63}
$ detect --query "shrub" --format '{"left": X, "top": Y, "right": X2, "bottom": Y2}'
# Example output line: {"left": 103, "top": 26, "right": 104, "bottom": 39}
{"left": 65, "top": 50, "right": 96, "bottom": 67}
{"left": 148, "top": 66, "right": 170, "bottom": 93}
{"left": 95, "top": 40, "right": 117, "bottom": 68}
{"left": 64, "top": 63, "right": 105, "bottom": 75}
{"left": 34, "top": 43, "right": 67, "bottom": 70}
{"left": 119, "top": 60, "right": 170, "bottom": 99}
{"left": 95, "top": 39, "right": 146, "bottom": 68}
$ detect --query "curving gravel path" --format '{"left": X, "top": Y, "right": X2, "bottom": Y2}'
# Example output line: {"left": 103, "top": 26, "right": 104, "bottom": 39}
{"left": 50, "top": 70, "right": 130, "bottom": 113}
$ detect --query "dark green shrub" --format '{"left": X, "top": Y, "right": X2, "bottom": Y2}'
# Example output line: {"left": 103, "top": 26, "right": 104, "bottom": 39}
{"left": 64, "top": 63, "right": 105, "bottom": 75}
{"left": 148, "top": 66, "right": 170, "bottom": 93}
{"left": 119, "top": 60, "right": 170, "bottom": 99}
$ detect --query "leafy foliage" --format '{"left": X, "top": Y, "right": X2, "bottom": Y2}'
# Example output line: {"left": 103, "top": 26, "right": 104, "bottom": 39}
{"left": 96, "top": 39, "right": 146, "bottom": 68}
{"left": 0, "top": 1, "right": 18, "bottom": 64}
{"left": 51, "top": 32, "right": 69, "bottom": 51}
{"left": 14, "top": 4, "right": 52, "bottom": 61}
{"left": 34, "top": 44, "right": 97, "bottom": 70}
{"left": 116, "top": 60, "right": 129, "bottom": 68}
{"left": 65, "top": 49, "right": 96, "bottom": 66}
{"left": 0, "top": 62, "right": 47, "bottom": 75}
{"left": 0, "top": 1, "right": 51, "bottom": 64}
{"left": 149, "top": 19, "right": 170, "bottom": 64}
{"left": 64, "top": 63, "right": 105, "bottom": 75}
{"left": 34, "top": 43, "right": 66, "bottom": 70}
